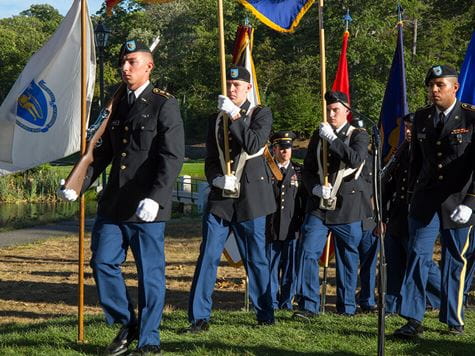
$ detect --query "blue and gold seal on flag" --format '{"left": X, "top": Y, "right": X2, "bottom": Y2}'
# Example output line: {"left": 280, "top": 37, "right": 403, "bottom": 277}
{"left": 16, "top": 80, "right": 57, "bottom": 133}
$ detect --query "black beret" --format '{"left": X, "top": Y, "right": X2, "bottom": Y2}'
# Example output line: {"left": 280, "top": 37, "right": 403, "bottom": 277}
{"left": 271, "top": 130, "right": 296, "bottom": 148}
{"left": 226, "top": 65, "right": 251, "bottom": 83}
{"left": 118, "top": 39, "right": 151, "bottom": 67}
{"left": 325, "top": 90, "right": 349, "bottom": 105}
{"left": 424, "top": 65, "right": 458, "bottom": 86}
{"left": 403, "top": 112, "right": 415, "bottom": 124}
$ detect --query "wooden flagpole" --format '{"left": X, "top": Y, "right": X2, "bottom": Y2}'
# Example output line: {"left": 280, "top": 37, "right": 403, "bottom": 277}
{"left": 217, "top": 0, "right": 231, "bottom": 175}
{"left": 318, "top": 0, "right": 328, "bottom": 185}
{"left": 78, "top": 0, "right": 87, "bottom": 342}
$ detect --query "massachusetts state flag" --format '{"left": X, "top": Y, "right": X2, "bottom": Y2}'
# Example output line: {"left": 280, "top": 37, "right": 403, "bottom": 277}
{"left": 457, "top": 31, "right": 475, "bottom": 105}
{"left": 238, "top": 0, "right": 315, "bottom": 33}
{"left": 0, "top": 0, "right": 96, "bottom": 176}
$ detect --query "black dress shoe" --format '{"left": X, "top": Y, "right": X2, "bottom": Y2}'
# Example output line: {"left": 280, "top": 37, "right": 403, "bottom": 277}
{"left": 448, "top": 325, "right": 464, "bottom": 335}
{"left": 360, "top": 305, "right": 378, "bottom": 313}
{"left": 256, "top": 319, "right": 275, "bottom": 326}
{"left": 393, "top": 319, "right": 423, "bottom": 338}
{"left": 129, "top": 344, "right": 161, "bottom": 355}
{"left": 104, "top": 324, "right": 138, "bottom": 356}
{"left": 292, "top": 310, "right": 316, "bottom": 321}
{"left": 185, "top": 319, "right": 209, "bottom": 333}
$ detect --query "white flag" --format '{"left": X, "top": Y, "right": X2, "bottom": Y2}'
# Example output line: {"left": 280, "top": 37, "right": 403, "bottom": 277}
{"left": 0, "top": 0, "right": 96, "bottom": 176}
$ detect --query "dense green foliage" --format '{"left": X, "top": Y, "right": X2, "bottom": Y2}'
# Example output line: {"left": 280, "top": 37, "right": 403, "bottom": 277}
{"left": 0, "top": 1, "right": 474, "bottom": 140}
{"left": 1, "top": 310, "right": 475, "bottom": 355}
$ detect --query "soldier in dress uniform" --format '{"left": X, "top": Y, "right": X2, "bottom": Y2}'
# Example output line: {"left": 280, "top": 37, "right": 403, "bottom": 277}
{"left": 187, "top": 65, "right": 276, "bottom": 332}
{"left": 382, "top": 113, "right": 440, "bottom": 315}
{"left": 266, "top": 131, "right": 306, "bottom": 310}
{"left": 394, "top": 65, "right": 475, "bottom": 337}
{"left": 58, "top": 39, "right": 184, "bottom": 355}
{"left": 293, "top": 90, "right": 369, "bottom": 318}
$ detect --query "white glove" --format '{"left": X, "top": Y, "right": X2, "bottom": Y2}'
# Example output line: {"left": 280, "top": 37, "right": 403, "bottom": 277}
{"left": 135, "top": 198, "right": 159, "bottom": 222}
{"left": 450, "top": 204, "right": 472, "bottom": 224}
{"left": 218, "top": 95, "right": 240, "bottom": 118}
{"left": 312, "top": 184, "right": 333, "bottom": 199}
{"left": 56, "top": 179, "right": 78, "bottom": 202}
{"left": 319, "top": 122, "right": 338, "bottom": 143}
{"left": 212, "top": 175, "right": 238, "bottom": 192}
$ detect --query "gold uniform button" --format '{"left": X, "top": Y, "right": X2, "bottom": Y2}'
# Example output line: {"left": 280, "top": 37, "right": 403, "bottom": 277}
{"left": 404, "top": 169, "right": 408, "bottom": 174}
{"left": 282, "top": 192, "right": 285, "bottom": 195}
{"left": 282, "top": 199, "right": 285, "bottom": 202}
{"left": 121, "top": 152, "right": 127, "bottom": 157}
{"left": 124, "top": 126, "right": 129, "bottom": 131}
{"left": 400, "top": 195, "right": 405, "bottom": 199}
{"left": 260, "top": 177, "right": 264, "bottom": 180}
{"left": 438, "top": 175, "right": 444, "bottom": 180}
{"left": 438, "top": 164, "right": 443, "bottom": 169}
{"left": 121, "top": 165, "right": 127, "bottom": 170}
{"left": 402, "top": 178, "right": 406, "bottom": 182}
{"left": 141, "top": 126, "right": 145, "bottom": 130}
{"left": 437, "top": 152, "right": 442, "bottom": 157}
{"left": 401, "top": 187, "right": 405, "bottom": 191}
{"left": 436, "top": 141, "right": 441, "bottom": 145}
{"left": 281, "top": 206, "right": 284, "bottom": 209}
{"left": 281, "top": 185, "right": 285, "bottom": 189}
{"left": 122, "top": 138, "right": 128, "bottom": 144}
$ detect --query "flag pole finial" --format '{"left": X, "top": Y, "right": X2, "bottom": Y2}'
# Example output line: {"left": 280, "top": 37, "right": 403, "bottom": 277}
{"left": 343, "top": 9, "right": 352, "bottom": 32}
{"left": 397, "top": 3, "right": 404, "bottom": 24}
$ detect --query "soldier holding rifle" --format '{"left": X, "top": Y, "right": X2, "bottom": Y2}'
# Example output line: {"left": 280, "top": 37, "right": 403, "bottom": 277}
{"left": 58, "top": 39, "right": 184, "bottom": 355}
{"left": 186, "top": 65, "right": 276, "bottom": 332}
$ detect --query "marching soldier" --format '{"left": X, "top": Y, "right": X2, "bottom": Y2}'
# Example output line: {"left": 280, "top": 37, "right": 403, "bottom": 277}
{"left": 187, "top": 65, "right": 276, "bottom": 332}
{"left": 394, "top": 65, "right": 475, "bottom": 337}
{"left": 382, "top": 113, "right": 440, "bottom": 315}
{"left": 294, "top": 90, "right": 369, "bottom": 318}
{"left": 58, "top": 40, "right": 184, "bottom": 355}
{"left": 266, "top": 131, "right": 307, "bottom": 310}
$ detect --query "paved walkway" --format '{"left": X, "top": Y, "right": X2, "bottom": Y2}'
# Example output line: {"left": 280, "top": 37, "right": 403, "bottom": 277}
{"left": 0, "top": 219, "right": 94, "bottom": 248}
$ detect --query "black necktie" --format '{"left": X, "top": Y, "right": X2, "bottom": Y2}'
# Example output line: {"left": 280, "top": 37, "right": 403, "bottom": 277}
{"left": 128, "top": 91, "right": 136, "bottom": 107}
{"left": 436, "top": 112, "right": 444, "bottom": 136}
{"left": 280, "top": 167, "right": 286, "bottom": 177}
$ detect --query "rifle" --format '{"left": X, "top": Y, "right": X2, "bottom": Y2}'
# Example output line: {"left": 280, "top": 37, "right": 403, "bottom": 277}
{"left": 63, "top": 36, "right": 161, "bottom": 195}
{"left": 63, "top": 85, "right": 125, "bottom": 194}
{"left": 380, "top": 140, "right": 409, "bottom": 185}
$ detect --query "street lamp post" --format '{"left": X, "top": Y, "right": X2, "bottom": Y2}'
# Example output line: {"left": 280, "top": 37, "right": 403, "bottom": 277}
{"left": 94, "top": 21, "right": 111, "bottom": 190}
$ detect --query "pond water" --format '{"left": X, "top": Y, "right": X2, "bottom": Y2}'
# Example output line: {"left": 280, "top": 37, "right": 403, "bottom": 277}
{"left": 0, "top": 201, "right": 97, "bottom": 231}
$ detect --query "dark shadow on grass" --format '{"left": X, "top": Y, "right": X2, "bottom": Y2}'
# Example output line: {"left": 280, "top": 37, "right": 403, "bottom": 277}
{"left": 162, "top": 340, "right": 360, "bottom": 355}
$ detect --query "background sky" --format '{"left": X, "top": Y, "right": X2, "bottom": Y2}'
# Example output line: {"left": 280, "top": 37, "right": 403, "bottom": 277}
{"left": 0, "top": 0, "right": 104, "bottom": 19}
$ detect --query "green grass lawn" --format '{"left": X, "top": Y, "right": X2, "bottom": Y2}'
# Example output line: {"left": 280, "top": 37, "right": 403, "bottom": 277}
{"left": 1, "top": 310, "right": 475, "bottom": 355}
{"left": 180, "top": 161, "right": 205, "bottom": 179}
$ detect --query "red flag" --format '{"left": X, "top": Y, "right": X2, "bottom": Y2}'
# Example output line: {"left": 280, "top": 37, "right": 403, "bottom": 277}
{"left": 332, "top": 30, "right": 351, "bottom": 110}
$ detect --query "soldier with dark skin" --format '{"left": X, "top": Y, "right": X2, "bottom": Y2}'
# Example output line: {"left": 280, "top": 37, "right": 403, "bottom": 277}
{"left": 187, "top": 66, "right": 276, "bottom": 332}
{"left": 58, "top": 40, "right": 184, "bottom": 355}
{"left": 266, "top": 131, "right": 306, "bottom": 310}
{"left": 394, "top": 65, "right": 475, "bottom": 338}
{"left": 294, "top": 91, "right": 369, "bottom": 318}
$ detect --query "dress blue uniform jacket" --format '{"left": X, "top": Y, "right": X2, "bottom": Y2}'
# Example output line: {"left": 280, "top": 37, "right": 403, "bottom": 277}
{"left": 83, "top": 83, "right": 185, "bottom": 222}
{"left": 408, "top": 101, "right": 475, "bottom": 229}
{"left": 266, "top": 161, "right": 306, "bottom": 241}
{"left": 303, "top": 122, "right": 369, "bottom": 224}
{"left": 205, "top": 102, "right": 276, "bottom": 222}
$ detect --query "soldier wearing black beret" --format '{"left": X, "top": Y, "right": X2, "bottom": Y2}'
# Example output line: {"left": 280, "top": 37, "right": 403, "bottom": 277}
{"left": 294, "top": 90, "right": 369, "bottom": 318}
{"left": 59, "top": 39, "right": 184, "bottom": 355}
{"left": 266, "top": 131, "right": 307, "bottom": 310}
{"left": 394, "top": 65, "right": 475, "bottom": 337}
{"left": 187, "top": 64, "right": 276, "bottom": 331}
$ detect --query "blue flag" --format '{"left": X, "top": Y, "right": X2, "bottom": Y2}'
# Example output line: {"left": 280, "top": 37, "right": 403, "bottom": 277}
{"left": 238, "top": 0, "right": 315, "bottom": 33}
{"left": 379, "top": 21, "right": 409, "bottom": 163}
{"left": 457, "top": 31, "right": 475, "bottom": 105}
